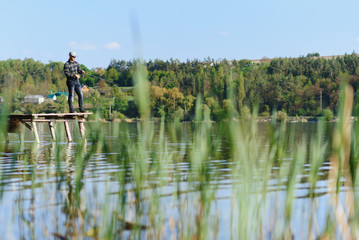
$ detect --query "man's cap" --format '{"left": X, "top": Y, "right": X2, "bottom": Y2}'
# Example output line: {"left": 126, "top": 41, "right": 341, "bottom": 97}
{"left": 69, "top": 51, "right": 77, "bottom": 57}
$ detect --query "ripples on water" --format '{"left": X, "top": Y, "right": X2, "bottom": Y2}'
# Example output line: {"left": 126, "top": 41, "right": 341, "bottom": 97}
{"left": 0, "top": 122, "right": 345, "bottom": 239}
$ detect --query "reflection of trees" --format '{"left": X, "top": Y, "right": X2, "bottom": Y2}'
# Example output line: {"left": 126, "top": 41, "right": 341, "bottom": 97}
{"left": 62, "top": 142, "right": 88, "bottom": 238}
{"left": 62, "top": 143, "right": 77, "bottom": 237}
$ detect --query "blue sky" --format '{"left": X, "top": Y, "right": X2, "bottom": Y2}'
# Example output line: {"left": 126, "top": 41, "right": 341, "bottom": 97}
{"left": 1, "top": 0, "right": 359, "bottom": 69}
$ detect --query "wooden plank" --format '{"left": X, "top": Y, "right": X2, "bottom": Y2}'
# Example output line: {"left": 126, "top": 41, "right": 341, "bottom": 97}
{"left": 31, "top": 113, "right": 92, "bottom": 118}
{"left": 8, "top": 112, "right": 92, "bottom": 119}
{"left": 48, "top": 121, "right": 56, "bottom": 141}
{"left": 8, "top": 115, "right": 33, "bottom": 120}
{"left": 64, "top": 122, "right": 72, "bottom": 142}
{"left": 30, "top": 119, "right": 85, "bottom": 123}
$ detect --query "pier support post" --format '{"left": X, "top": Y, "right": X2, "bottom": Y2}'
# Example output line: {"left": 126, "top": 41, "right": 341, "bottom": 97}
{"left": 32, "top": 122, "right": 40, "bottom": 143}
{"left": 64, "top": 122, "right": 72, "bottom": 142}
{"left": 78, "top": 121, "right": 86, "bottom": 138}
{"left": 49, "top": 121, "right": 56, "bottom": 141}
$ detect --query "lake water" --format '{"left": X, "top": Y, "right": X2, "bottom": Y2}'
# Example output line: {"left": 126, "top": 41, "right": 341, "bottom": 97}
{"left": 0, "top": 121, "right": 350, "bottom": 239}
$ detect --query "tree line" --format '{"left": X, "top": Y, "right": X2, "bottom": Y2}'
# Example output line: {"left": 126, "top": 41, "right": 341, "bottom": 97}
{"left": 0, "top": 53, "right": 359, "bottom": 120}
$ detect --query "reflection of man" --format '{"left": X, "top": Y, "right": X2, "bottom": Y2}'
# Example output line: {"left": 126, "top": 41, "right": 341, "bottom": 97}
{"left": 63, "top": 51, "right": 85, "bottom": 113}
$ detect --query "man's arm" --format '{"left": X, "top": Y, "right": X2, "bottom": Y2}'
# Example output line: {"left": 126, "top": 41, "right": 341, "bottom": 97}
{"left": 77, "top": 63, "right": 85, "bottom": 74}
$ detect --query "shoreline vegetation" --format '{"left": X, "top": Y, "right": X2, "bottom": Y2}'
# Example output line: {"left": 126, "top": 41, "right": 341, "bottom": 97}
{"left": 100, "top": 115, "right": 345, "bottom": 123}
{"left": 0, "top": 52, "right": 358, "bottom": 121}
{"left": 103, "top": 117, "right": 326, "bottom": 123}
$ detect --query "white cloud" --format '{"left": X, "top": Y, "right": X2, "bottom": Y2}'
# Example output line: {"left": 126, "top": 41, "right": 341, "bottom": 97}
{"left": 356, "top": 38, "right": 359, "bottom": 42}
{"left": 69, "top": 41, "right": 96, "bottom": 50}
{"left": 219, "top": 31, "right": 228, "bottom": 36}
{"left": 68, "top": 41, "right": 121, "bottom": 51}
{"left": 104, "top": 42, "right": 121, "bottom": 50}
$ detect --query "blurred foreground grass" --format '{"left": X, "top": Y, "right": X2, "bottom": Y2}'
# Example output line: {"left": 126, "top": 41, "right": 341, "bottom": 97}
{"left": 0, "top": 66, "right": 358, "bottom": 239}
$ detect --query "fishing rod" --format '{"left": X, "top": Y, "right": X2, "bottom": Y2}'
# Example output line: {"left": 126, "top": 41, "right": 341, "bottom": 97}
{"left": 82, "top": 72, "right": 107, "bottom": 81}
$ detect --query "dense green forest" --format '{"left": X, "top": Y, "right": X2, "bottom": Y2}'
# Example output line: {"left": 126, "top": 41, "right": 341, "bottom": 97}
{"left": 0, "top": 53, "right": 359, "bottom": 120}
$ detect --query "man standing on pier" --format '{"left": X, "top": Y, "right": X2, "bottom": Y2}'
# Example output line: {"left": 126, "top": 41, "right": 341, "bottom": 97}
{"left": 63, "top": 51, "right": 85, "bottom": 113}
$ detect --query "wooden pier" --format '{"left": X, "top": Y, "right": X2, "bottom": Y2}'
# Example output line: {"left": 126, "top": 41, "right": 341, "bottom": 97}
{"left": 6, "top": 113, "right": 92, "bottom": 143}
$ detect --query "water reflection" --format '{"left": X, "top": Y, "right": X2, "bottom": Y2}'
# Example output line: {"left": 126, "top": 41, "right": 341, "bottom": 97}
{"left": 0, "top": 122, "right": 344, "bottom": 239}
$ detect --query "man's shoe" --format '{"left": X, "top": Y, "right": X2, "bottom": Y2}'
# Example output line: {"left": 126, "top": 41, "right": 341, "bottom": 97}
{"left": 69, "top": 109, "right": 75, "bottom": 113}
{"left": 79, "top": 109, "right": 86, "bottom": 113}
